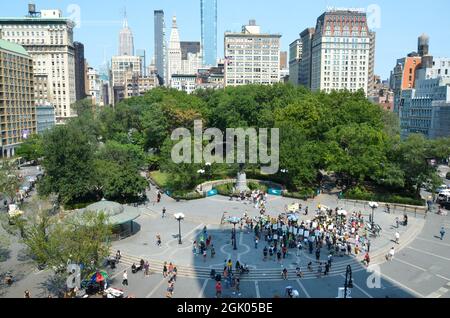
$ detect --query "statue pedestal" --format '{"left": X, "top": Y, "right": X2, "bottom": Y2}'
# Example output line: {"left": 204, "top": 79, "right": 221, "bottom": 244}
{"left": 235, "top": 172, "right": 250, "bottom": 193}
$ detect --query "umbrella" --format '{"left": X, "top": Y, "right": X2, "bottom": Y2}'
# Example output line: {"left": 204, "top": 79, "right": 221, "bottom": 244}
{"left": 90, "top": 271, "right": 109, "bottom": 283}
{"left": 288, "top": 214, "right": 299, "bottom": 222}
{"left": 227, "top": 216, "right": 241, "bottom": 224}
{"left": 337, "top": 210, "right": 347, "bottom": 216}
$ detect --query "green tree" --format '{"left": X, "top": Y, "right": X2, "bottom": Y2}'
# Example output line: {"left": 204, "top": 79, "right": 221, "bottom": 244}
{"left": 94, "top": 159, "right": 147, "bottom": 202}
{"left": 14, "top": 209, "right": 111, "bottom": 278}
{"left": 15, "top": 134, "right": 44, "bottom": 163}
{"left": 394, "top": 134, "right": 439, "bottom": 196}
{"left": 0, "top": 160, "right": 20, "bottom": 203}
{"left": 38, "top": 124, "right": 97, "bottom": 205}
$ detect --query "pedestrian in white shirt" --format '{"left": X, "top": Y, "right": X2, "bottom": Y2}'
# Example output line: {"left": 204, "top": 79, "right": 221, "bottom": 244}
{"left": 122, "top": 270, "right": 128, "bottom": 286}
{"left": 395, "top": 232, "right": 400, "bottom": 244}
{"left": 387, "top": 247, "right": 395, "bottom": 261}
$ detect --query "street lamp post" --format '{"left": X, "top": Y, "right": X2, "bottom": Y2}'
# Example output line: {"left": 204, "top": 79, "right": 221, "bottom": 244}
{"left": 174, "top": 213, "right": 185, "bottom": 245}
{"left": 369, "top": 202, "right": 379, "bottom": 230}
{"left": 344, "top": 265, "right": 353, "bottom": 299}
{"left": 228, "top": 217, "right": 240, "bottom": 250}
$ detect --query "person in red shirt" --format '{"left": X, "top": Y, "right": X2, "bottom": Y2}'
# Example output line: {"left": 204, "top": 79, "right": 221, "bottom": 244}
{"left": 215, "top": 281, "right": 222, "bottom": 298}
{"left": 364, "top": 252, "right": 370, "bottom": 267}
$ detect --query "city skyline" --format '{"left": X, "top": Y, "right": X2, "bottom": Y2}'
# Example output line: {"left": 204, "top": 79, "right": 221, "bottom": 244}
{"left": 2, "top": 0, "right": 450, "bottom": 79}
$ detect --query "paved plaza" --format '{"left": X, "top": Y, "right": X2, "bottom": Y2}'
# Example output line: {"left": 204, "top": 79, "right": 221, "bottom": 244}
{"left": 1, "top": 167, "right": 449, "bottom": 298}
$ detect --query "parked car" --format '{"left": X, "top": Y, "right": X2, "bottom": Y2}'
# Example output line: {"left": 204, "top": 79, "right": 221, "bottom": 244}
{"left": 436, "top": 184, "right": 449, "bottom": 194}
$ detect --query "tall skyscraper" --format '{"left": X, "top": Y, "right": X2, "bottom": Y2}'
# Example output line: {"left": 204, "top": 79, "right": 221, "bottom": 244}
{"left": 224, "top": 20, "right": 281, "bottom": 86}
{"left": 0, "top": 39, "right": 35, "bottom": 158}
{"left": 298, "top": 9, "right": 375, "bottom": 96}
{"left": 118, "top": 10, "right": 134, "bottom": 56}
{"left": 0, "top": 5, "right": 76, "bottom": 124}
{"left": 74, "top": 42, "right": 86, "bottom": 101}
{"left": 167, "top": 16, "right": 182, "bottom": 85}
{"left": 154, "top": 10, "right": 166, "bottom": 85}
{"left": 201, "top": 0, "right": 217, "bottom": 66}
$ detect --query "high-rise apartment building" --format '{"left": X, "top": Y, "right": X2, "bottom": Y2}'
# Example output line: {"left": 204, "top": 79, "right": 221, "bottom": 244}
{"left": 0, "top": 39, "right": 35, "bottom": 158}
{"left": 224, "top": 20, "right": 281, "bottom": 86}
{"left": 0, "top": 6, "right": 76, "bottom": 124}
{"left": 136, "top": 49, "right": 146, "bottom": 76}
{"left": 393, "top": 35, "right": 450, "bottom": 139}
{"left": 74, "top": 41, "right": 86, "bottom": 101}
{"left": 298, "top": 28, "right": 315, "bottom": 88}
{"left": 289, "top": 39, "right": 302, "bottom": 85}
{"left": 118, "top": 11, "right": 134, "bottom": 56}
{"left": 306, "top": 9, "right": 375, "bottom": 95}
{"left": 86, "top": 67, "right": 103, "bottom": 106}
{"left": 181, "top": 41, "right": 203, "bottom": 75}
{"left": 111, "top": 55, "right": 141, "bottom": 105}
{"left": 201, "top": 0, "right": 217, "bottom": 66}
{"left": 154, "top": 10, "right": 166, "bottom": 85}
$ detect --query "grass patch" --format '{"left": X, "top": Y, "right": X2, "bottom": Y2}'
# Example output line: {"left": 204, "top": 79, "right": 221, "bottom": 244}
{"left": 344, "top": 187, "right": 425, "bottom": 206}
{"left": 149, "top": 171, "right": 169, "bottom": 188}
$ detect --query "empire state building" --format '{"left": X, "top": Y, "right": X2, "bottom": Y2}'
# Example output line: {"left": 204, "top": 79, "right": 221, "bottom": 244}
{"left": 118, "top": 11, "right": 134, "bottom": 56}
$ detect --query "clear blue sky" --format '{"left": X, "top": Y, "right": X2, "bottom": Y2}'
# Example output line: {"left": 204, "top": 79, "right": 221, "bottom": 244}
{"left": 3, "top": 0, "right": 450, "bottom": 79}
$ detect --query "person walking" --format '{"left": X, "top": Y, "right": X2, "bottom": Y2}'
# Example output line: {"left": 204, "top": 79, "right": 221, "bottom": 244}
{"left": 24, "top": 290, "right": 31, "bottom": 298}
{"left": 364, "top": 252, "right": 371, "bottom": 267}
{"left": 215, "top": 281, "right": 222, "bottom": 298}
{"left": 282, "top": 268, "right": 288, "bottom": 280}
{"left": 263, "top": 246, "right": 268, "bottom": 261}
{"left": 234, "top": 278, "right": 241, "bottom": 296}
{"left": 156, "top": 234, "right": 162, "bottom": 247}
{"left": 387, "top": 247, "right": 395, "bottom": 261}
{"left": 211, "top": 246, "right": 216, "bottom": 258}
{"left": 122, "top": 270, "right": 128, "bottom": 286}
{"left": 255, "top": 237, "right": 259, "bottom": 249}
{"left": 115, "top": 250, "right": 121, "bottom": 263}
{"left": 395, "top": 232, "right": 400, "bottom": 244}
{"left": 203, "top": 250, "right": 207, "bottom": 262}
{"left": 157, "top": 190, "right": 162, "bottom": 203}
{"left": 173, "top": 267, "right": 178, "bottom": 282}
{"left": 324, "top": 263, "right": 330, "bottom": 276}
{"left": 168, "top": 262, "right": 174, "bottom": 276}
{"left": 440, "top": 227, "right": 446, "bottom": 241}
{"left": 366, "top": 239, "right": 371, "bottom": 253}
{"left": 162, "top": 207, "right": 166, "bottom": 218}
{"left": 315, "top": 248, "right": 321, "bottom": 262}
{"left": 327, "top": 254, "right": 333, "bottom": 269}
{"left": 163, "top": 262, "right": 168, "bottom": 278}
{"left": 317, "top": 263, "right": 323, "bottom": 278}
{"left": 277, "top": 251, "right": 282, "bottom": 263}
{"left": 166, "top": 282, "right": 175, "bottom": 298}
{"left": 227, "top": 259, "right": 233, "bottom": 273}
{"left": 395, "top": 217, "right": 399, "bottom": 229}
{"left": 144, "top": 261, "right": 150, "bottom": 276}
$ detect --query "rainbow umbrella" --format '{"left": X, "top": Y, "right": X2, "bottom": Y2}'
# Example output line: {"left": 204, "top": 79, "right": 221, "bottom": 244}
{"left": 90, "top": 270, "right": 109, "bottom": 283}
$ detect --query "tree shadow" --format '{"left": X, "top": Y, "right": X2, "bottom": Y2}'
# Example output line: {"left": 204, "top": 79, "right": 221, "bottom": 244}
{"left": 37, "top": 274, "right": 67, "bottom": 298}
{"left": 16, "top": 248, "right": 33, "bottom": 262}
{"left": 0, "top": 247, "right": 11, "bottom": 262}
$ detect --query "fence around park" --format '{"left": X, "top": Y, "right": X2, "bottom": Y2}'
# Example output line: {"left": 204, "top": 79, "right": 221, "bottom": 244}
{"left": 196, "top": 179, "right": 283, "bottom": 193}
{"left": 339, "top": 199, "right": 428, "bottom": 218}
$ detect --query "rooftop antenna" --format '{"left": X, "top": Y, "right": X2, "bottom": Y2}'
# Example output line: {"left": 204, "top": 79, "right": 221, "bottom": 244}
{"left": 122, "top": 7, "right": 128, "bottom": 28}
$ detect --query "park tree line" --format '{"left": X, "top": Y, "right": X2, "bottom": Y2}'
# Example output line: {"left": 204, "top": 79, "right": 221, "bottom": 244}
{"left": 16, "top": 84, "right": 450, "bottom": 206}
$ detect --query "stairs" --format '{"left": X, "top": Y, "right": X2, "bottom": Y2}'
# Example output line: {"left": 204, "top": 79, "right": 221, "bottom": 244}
{"left": 113, "top": 252, "right": 365, "bottom": 282}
